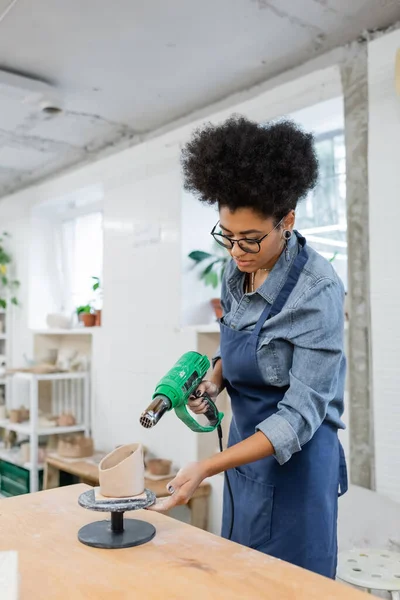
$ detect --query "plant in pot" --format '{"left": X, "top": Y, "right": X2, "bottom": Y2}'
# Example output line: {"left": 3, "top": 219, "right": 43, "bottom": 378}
{"left": 76, "top": 304, "right": 95, "bottom": 327}
{"left": 188, "top": 245, "right": 229, "bottom": 319}
{"left": 0, "top": 231, "right": 20, "bottom": 310}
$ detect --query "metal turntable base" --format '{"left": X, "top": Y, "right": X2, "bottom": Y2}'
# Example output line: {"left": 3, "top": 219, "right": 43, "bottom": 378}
{"left": 78, "top": 488, "right": 156, "bottom": 549}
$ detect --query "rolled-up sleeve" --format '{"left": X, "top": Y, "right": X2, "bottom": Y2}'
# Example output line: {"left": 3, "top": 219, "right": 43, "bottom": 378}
{"left": 256, "top": 278, "right": 345, "bottom": 465}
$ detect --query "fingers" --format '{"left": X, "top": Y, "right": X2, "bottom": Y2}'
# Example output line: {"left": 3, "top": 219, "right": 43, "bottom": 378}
{"left": 190, "top": 382, "right": 207, "bottom": 399}
{"left": 203, "top": 380, "right": 219, "bottom": 397}
{"left": 187, "top": 397, "right": 208, "bottom": 415}
{"left": 147, "top": 496, "right": 177, "bottom": 512}
{"left": 189, "top": 384, "right": 210, "bottom": 414}
{"left": 146, "top": 472, "right": 188, "bottom": 513}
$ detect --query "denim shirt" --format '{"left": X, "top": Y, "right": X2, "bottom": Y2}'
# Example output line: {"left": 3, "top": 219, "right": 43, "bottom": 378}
{"left": 214, "top": 232, "right": 346, "bottom": 465}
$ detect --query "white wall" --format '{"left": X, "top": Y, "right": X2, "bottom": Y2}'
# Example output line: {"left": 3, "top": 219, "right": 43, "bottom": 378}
{"left": 181, "top": 191, "right": 221, "bottom": 326}
{"left": 368, "top": 29, "right": 400, "bottom": 503}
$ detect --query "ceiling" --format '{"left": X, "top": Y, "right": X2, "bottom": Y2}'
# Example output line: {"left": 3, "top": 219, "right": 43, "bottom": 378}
{"left": 0, "top": 0, "right": 399, "bottom": 198}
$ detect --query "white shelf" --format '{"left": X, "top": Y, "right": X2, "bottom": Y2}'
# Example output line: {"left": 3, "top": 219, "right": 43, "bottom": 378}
{"left": 32, "top": 328, "right": 99, "bottom": 335}
{"left": 183, "top": 323, "right": 220, "bottom": 334}
{"left": 11, "top": 371, "right": 89, "bottom": 381}
{"left": 0, "top": 420, "right": 87, "bottom": 436}
{"left": 0, "top": 446, "right": 44, "bottom": 471}
{"left": 0, "top": 334, "right": 6, "bottom": 340}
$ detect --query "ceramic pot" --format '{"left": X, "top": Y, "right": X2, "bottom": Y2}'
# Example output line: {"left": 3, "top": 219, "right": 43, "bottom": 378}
{"left": 210, "top": 298, "right": 223, "bottom": 320}
{"left": 147, "top": 458, "right": 172, "bottom": 476}
{"left": 46, "top": 313, "right": 70, "bottom": 329}
{"left": 58, "top": 435, "right": 93, "bottom": 458}
{"left": 95, "top": 309, "right": 102, "bottom": 326}
{"left": 9, "top": 409, "right": 22, "bottom": 424}
{"left": 57, "top": 413, "right": 76, "bottom": 427}
{"left": 99, "top": 443, "right": 145, "bottom": 498}
{"left": 19, "top": 406, "right": 30, "bottom": 422}
{"left": 82, "top": 313, "right": 96, "bottom": 327}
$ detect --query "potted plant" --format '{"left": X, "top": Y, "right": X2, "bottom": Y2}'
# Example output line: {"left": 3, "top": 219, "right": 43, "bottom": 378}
{"left": 0, "top": 232, "right": 19, "bottom": 309}
{"left": 92, "top": 276, "right": 102, "bottom": 326}
{"left": 188, "top": 246, "right": 229, "bottom": 319}
{"left": 76, "top": 304, "right": 95, "bottom": 327}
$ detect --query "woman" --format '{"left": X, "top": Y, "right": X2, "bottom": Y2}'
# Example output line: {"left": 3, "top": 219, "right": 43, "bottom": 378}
{"left": 150, "top": 116, "right": 348, "bottom": 578}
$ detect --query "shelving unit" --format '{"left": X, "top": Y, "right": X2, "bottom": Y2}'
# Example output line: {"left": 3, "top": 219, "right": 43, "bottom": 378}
{"left": 31, "top": 328, "right": 99, "bottom": 336}
{"left": 5, "top": 371, "right": 90, "bottom": 493}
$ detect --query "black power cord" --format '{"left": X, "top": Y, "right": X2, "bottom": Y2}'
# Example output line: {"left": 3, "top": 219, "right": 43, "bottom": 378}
{"left": 217, "top": 424, "right": 234, "bottom": 540}
{"left": 198, "top": 391, "right": 235, "bottom": 540}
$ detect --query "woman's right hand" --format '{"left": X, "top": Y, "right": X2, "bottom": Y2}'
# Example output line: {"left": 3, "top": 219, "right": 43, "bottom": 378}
{"left": 188, "top": 381, "right": 220, "bottom": 415}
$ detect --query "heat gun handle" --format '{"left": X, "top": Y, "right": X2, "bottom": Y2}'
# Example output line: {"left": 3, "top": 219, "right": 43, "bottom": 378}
{"left": 201, "top": 392, "right": 220, "bottom": 428}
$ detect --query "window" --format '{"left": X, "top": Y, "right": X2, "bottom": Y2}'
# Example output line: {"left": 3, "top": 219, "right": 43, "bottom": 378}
{"left": 295, "top": 130, "right": 347, "bottom": 289}
{"left": 62, "top": 212, "right": 103, "bottom": 310}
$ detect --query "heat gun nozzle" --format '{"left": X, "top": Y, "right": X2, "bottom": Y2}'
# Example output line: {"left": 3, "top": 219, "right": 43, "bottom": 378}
{"left": 139, "top": 395, "right": 171, "bottom": 429}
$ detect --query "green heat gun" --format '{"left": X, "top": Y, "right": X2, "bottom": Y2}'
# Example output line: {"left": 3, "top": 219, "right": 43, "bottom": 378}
{"left": 139, "top": 351, "right": 224, "bottom": 433}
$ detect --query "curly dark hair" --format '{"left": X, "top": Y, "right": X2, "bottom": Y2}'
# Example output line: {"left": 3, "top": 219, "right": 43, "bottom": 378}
{"left": 181, "top": 115, "right": 319, "bottom": 221}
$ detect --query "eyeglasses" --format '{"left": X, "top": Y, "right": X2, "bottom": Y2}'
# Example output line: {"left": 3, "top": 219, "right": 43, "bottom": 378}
{"left": 210, "top": 218, "right": 283, "bottom": 254}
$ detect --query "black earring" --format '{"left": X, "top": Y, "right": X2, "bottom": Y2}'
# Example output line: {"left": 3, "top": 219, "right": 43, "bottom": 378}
{"left": 283, "top": 230, "right": 292, "bottom": 261}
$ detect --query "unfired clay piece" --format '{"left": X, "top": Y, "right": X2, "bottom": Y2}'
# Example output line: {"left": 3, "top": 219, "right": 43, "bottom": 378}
{"left": 98, "top": 443, "right": 145, "bottom": 498}
{"left": 57, "top": 413, "right": 76, "bottom": 427}
{"left": 146, "top": 458, "right": 172, "bottom": 476}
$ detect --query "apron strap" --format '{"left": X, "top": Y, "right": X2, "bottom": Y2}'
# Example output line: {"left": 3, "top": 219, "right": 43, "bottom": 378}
{"left": 338, "top": 441, "right": 348, "bottom": 497}
{"left": 253, "top": 233, "right": 308, "bottom": 337}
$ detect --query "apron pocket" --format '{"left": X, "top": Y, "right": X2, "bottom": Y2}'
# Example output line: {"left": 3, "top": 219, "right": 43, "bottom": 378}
{"left": 233, "top": 468, "right": 274, "bottom": 550}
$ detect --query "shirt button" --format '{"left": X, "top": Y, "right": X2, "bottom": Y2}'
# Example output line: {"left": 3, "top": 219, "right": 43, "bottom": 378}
{"left": 245, "top": 297, "right": 250, "bottom": 303}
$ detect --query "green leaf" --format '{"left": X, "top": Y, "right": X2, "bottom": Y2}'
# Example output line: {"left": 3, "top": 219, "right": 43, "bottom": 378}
{"left": 329, "top": 252, "right": 338, "bottom": 263}
{"left": 1, "top": 276, "right": 7, "bottom": 286}
{"left": 10, "top": 297, "right": 18, "bottom": 306}
{"left": 203, "top": 270, "right": 219, "bottom": 289}
{"left": 201, "top": 260, "right": 218, "bottom": 277}
{"left": 93, "top": 282, "right": 100, "bottom": 291}
{"left": 0, "top": 299, "right": 6, "bottom": 309}
{"left": 11, "top": 280, "right": 20, "bottom": 288}
{"left": 188, "top": 250, "right": 212, "bottom": 263}
{"left": 76, "top": 304, "right": 92, "bottom": 314}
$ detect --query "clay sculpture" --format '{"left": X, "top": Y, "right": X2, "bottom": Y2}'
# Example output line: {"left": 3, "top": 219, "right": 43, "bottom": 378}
{"left": 57, "top": 413, "right": 76, "bottom": 427}
{"left": 98, "top": 443, "right": 145, "bottom": 498}
{"left": 146, "top": 458, "right": 172, "bottom": 476}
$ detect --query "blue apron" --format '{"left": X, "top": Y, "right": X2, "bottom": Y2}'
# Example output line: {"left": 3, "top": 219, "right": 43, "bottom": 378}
{"left": 220, "top": 234, "right": 348, "bottom": 578}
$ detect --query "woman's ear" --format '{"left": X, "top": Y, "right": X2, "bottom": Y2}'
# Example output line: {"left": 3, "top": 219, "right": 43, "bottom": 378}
{"left": 284, "top": 210, "right": 296, "bottom": 230}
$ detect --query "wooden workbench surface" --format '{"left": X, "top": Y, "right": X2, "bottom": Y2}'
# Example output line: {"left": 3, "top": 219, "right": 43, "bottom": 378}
{"left": 0, "top": 484, "right": 367, "bottom": 600}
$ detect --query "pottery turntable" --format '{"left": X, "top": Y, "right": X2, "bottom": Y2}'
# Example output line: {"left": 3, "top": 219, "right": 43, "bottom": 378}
{"left": 77, "top": 487, "right": 156, "bottom": 549}
{"left": 77, "top": 443, "right": 157, "bottom": 549}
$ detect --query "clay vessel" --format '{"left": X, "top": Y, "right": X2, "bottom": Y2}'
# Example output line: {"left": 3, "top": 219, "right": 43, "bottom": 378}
{"left": 99, "top": 443, "right": 144, "bottom": 498}
{"left": 57, "top": 413, "right": 76, "bottom": 427}
{"left": 58, "top": 435, "right": 93, "bottom": 458}
{"left": 210, "top": 298, "right": 223, "bottom": 320}
{"left": 147, "top": 458, "right": 172, "bottom": 476}
{"left": 9, "top": 409, "right": 22, "bottom": 424}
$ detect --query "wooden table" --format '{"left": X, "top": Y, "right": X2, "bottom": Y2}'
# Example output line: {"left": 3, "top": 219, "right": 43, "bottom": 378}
{"left": 44, "top": 453, "right": 210, "bottom": 530}
{"left": 0, "top": 484, "right": 368, "bottom": 600}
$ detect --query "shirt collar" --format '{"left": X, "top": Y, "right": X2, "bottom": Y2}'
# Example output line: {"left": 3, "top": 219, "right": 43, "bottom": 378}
{"left": 227, "top": 231, "right": 300, "bottom": 304}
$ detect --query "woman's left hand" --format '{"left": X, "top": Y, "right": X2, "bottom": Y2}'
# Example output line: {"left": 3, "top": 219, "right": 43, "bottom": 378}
{"left": 147, "top": 461, "right": 208, "bottom": 513}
